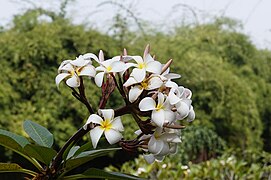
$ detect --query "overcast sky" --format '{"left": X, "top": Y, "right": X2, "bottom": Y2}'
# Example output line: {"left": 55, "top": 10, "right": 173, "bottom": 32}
{"left": 0, "top": 0, "right": 270, "bottom": 49}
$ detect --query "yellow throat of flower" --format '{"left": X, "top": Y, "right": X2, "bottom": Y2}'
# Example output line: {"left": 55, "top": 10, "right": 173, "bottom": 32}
{"left": 100, "top": 119, "right": 112, "bottom": 131}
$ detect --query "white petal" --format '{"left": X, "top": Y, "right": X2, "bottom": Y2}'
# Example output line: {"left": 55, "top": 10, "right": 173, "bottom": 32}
{"left": 130, "top": 68, "right": 146, "bottom": 83}
{"left": 110, "top": 61, "right": 126, "bottom": 72}
{"left": 165, "top": 80, "right": 178, "bottom": 89}
{"left": 164, "top": 110, "right": 176, "bottom": 124}
{"left": 104, "top": 129, "right": 123, "bottom": 145}
{"left": 71, "top": 57, "right": 90, "bottom": 67}
{"left": 139, "top": 97, "right": 156, "bottom": 111}
{"left": 98, "top": 50, "right": 104, "bottom": 62}
{"left": 157, "top": 92, "right": 165, "bottom": 106}
{"left": 146, "top": 61, "right": 162, "bottom": 74}
{"left": 164, "top": 73, "right": 181, "bottom": 80}
{"left": 144, "top": 154, "right": 155, "bottom": 164}
{"left": 83, "top": 53, "right": 99, "bottom": 62}
{"left": 123, "top": 77, "right": 138, "bottom": 87}
{"left": 153, "top": 155, "right": 165, "bottom": 162}
{"left": 176, "top": 102, "right": 190, "bottom": 120}
{"left": 55, "top": 73, "right": 70, "bottom": 87}
{"left": 95, "top": 72, "right": 105, "bottom": 87}
{"left": 187, "top": 106, "right": 195, "bottom": 122}
{"left": 169, "top": 144, "right": 178, "bottom": 154}
{"left": 168, "top": 89, "right": 181, "bottom": 105}
{"left": 66, "top": 75, "right": 80, "bottom": 87}
{"left": 61, "top": 63, "right": 74, "bottom": 71}
{"left": 125, "top": 62, "right": 137, "bottom": 69}
{"left": 90, "top": 127, "right": 104, "bottom": 148}
{"left": 96, "top": 66, "right": 106, "bottom": 72}
{"left": 132, "top": 56, "right": 144, "bottom": 64}
{"left": 152, "top": 109, "right": 165, "bottom": 127}
{"left": 148, "top": 136, "right": 164, "bottom": 154}
{"left": 58, "top": 60, "right": 72, "bottom": 72}
{"left": 111, "top": 117, "right": 124, "bottom": 131}
{"left": 129, "top": 86, "right": 143, "bottom": 103}
{"left": 156, "top": 142, "right": 170, "bottom": 156}
{"left": 147, "top": 76, "right": 163, "bottom": 90}
{"left": 160, "top": 133, "right": 181, "bottom": 143}
{"left": 99, "top": 109, "right": 114, "bottom": 121}
{"left": 184, "top": 88, "right": 192, "bottom": 99}
{"left": 86, "top": 114, "right": 103, "bottom": 125}
{"left": 144, "top": 54, "right": 154, "bottom": 63}
{"left": 78, "top": 65, "right": 96, "bottom": 77}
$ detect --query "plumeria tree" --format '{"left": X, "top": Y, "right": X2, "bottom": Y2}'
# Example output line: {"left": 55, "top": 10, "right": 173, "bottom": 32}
{"left": 0, "top": 45, "right": 195, "bottom": 179}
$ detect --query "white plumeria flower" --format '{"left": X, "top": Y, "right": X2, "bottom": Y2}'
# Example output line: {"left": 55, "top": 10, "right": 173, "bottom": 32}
{"left": 94, "top": 52, "right": 127, "bottom": 87}
{"left": 139, "top": 92, "right": 176, "bottom": 127}
{"left": 144, "top": 127, "right": 181, "bottom": 163}
{"left": 167, "top": 86, "right": 194, "bottom": 120}
{"left": 124, "top": 75, "right": 163, "bottom": 103}
{"left": 84, "top": 109, "right": 124, "bottom": 148}
{"left": 55, "top": 55, "right": 96, "bottom": 88}
{"left": 161, "top": 67, "right": 181, "bottom": 89}
{"left": 126, "top": 54, "right": 162, "bottom": 83}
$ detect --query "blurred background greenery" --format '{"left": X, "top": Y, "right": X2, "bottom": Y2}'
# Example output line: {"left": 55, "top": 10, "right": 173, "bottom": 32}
{"left": 0, "top": 1, "right": 270, "bottom": 179}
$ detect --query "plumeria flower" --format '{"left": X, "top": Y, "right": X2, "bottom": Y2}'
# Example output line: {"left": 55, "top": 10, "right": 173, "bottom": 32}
{"left": 94, "top": 51, "right": 127, "bottom": 87}
{"left": 139, "top": 92, "right": 176, "bottom": 127}
{"left": 167, "top": 86, "right": 194, "bottom": 120}
{"left": 126, "top": 54, "right": 162, "bottom": 83}
{"left": 84, "top": 109, "right": 124, "bottom": 148}
{"left": 144, "top": 127, "right": 181, "bottom": 163}
{"left": 161, "top": 67, "right": 181, "bottom": 89}
{"left": 124, "top": 75, "right": 163, "bottom": 103}
{"left": 55, "top": 55, "right": 96, "bottom": 88}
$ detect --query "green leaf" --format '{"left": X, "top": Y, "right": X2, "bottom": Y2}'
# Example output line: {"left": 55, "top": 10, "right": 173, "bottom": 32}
{"left": 24, "top": 144, "right": 57, "bottom": 165}
{"left": 66, "top": 146, "right": 80, "bottom": 160}
{"left": 0, "top": 135, "right": 43, "bottom": 171}
{"left": 0, "top": 129, "right": 29, "bottom": 147}
{"left": 0, "top": 163, "right": 37, "bottom": 176}
{"left": 64, "top": 148, "right": 121, "bottom": 173}
{"left": 73, "top": 141, "right": 92, "bottom": 157}
{"left": 0, "top": 163, "right": 22, "bottom": 171}
{"left": 23, "top": 120, "right": 54, "bottom": 147}
{"left": 62, "top": 168, "right": 144, "bottom": 180}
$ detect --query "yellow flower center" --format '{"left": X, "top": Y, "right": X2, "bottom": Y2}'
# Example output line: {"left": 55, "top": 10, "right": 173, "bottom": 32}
{"left": 138, "top": 62, "right": 146, "bottom": 69}
{"left": 106, "top": 66, "right": 112, "bottom": 72}
{"left": 100, "top": 119, "right": 112, "bottom": 131}
{"left": 156, "top": 103, "right": 164, "bottom": 111}
{"left": 140, "top": 81, "right": 148, "bottom": 89}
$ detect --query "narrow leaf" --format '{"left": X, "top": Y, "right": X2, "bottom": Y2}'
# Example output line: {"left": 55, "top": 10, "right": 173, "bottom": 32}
{"left": 64, "top": 148, "right": 121, "bottom": 173}
{"left": 24, "top": 144, "right": 57, "bottom": 165}
{"left": 66, "top": 146, "right": 80, "bottom": 160}
{"left": 63, "top": 168, "right": 144, "bottom": 180}
{"left": 23, "top": 120, "right": 54, "bottom": 147}
{"left": 0, "top": 129, "right": 29, "bottom": 147}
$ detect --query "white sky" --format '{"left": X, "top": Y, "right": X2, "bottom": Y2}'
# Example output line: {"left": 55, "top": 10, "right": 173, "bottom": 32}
{"left": 0, "top": 0, "right": 270, "bottom": 49}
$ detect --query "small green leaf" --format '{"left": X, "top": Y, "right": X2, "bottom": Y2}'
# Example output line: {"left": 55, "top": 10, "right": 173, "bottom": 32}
{"left": 64, "top": 148, "right": 121, "bottom": 173}
{"left": 24, "top": 144, "right": 57, "bottom": 165}
{"left": 23, "top": 120, "right": 54, "bottom": 147}
{"left": 0, "top": 129, "right": 29, "bottom": 147}
{"left": 63, "top": 168, "right": 144, "bottom": 180}
{"left": 0, "top": 135, "right": 43, "bottom": 171}
{"left": 0, "top": 163, "right": 37, "bottom": 176}
{"left": 66, "top": 146, "right": 80, "bottom": 160}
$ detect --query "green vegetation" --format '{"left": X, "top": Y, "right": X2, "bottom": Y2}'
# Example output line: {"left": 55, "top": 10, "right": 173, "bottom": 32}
{"left": 0, "top": 6, "right": 270, "bottom": 179}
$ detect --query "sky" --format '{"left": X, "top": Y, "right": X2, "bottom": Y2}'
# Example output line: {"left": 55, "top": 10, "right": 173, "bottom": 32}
{"left": 0, "top": 0, "right": 270, "bottom": 49}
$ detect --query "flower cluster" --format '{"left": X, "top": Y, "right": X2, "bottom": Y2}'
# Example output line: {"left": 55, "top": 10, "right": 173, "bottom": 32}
{"left": 56, "top": 45, "right": 195, "bottom": 163}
